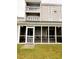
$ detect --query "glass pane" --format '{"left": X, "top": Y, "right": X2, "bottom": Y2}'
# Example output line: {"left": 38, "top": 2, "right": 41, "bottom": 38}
{"left": 20, "top": 26, "right": 26, "bottom": 35}
{"left": 19, "top": 26, "right": 26, "bottom": 43}
{"left": 35, "top": 35, "right": 41, "bottom": 43}
{"left": 19, "top": 36, "right": 25, "bottom": 43}
{"left": 42, "top": 27, "right": 48, "bottom": 43}
{"left": 27, "top": 28, "right": 33, "bottom": 36}
{"left": 56, "top": 27, "right": 62, "bottom": 35}
{"left": 56, "top": 27, "right": 62, "bottom": 43}
{"left": 35, "top": 27, "right": 41, "bottom": 35}
{"left": 35, "top": 27, "right": 41, "bottom": 43}
{"left": 57, "top": 37, "right": 62, "bottom": 43}
{"left": 42, "top": 36, "right": 48, "bottom": 42}
{"left": 49, "top": 35, "right": 55, "bottom": 43}
{"left": 27, "top": 37, "right": 33, "bottom": 43}
{"left": 49, "top": 27, "right": 55, "bottom": 43}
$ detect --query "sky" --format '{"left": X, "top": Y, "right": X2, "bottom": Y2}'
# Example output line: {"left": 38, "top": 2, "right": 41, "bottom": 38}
{"left": 17, "top": 0, "right": 62, "bottom": 17}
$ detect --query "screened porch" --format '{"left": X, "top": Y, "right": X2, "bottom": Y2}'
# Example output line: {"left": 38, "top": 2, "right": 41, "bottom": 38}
{"left": 18, "top": 26, "right": 62, "bottom": 44}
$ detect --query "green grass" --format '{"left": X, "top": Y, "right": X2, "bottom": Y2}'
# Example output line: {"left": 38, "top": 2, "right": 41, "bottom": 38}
{"left": 17, "top": 44, "right": 62, "bottom": 59}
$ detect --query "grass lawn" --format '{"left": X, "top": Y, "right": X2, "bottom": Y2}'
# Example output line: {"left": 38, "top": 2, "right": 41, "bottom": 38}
{"left": 17, "top": 44, "right": 62, "bottom": 59}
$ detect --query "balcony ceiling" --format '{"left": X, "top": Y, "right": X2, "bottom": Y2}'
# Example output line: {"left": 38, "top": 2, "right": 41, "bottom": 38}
{"left": 25, "top": 0, "right": 41, "bottom": 3}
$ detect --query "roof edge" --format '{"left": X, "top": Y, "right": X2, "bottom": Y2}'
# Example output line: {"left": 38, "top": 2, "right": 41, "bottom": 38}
{"left": 17, "top": 17, "right": 24, "bottom": 19}
{"left": 41, "top": 3, "right": 62, "bottom": 6}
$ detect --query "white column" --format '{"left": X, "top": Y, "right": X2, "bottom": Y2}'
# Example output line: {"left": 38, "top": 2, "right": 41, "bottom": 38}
{"left": 25, "top": 26, "right": 27, "bottom": 43}
{"left": 41, "top": 26, "right": 42, "bottom": 43}
{"left": 55, "top": 26, "right": 57, "bottom": 43}
{"left": 17, "top": 25, "right": 20, "bottom": 43}
{"left": 33, "top": 27, "right": 35, "bottom": 44}
{"left": 48, "top": 26, "right": 49, "bottom": 43}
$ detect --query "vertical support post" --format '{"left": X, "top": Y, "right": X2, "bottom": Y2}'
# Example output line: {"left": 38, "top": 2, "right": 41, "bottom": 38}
{"left": 17, "top": 25, "right": 20, "bottom": 43}
{"left": 33, "top": 27, "right": 35, "bottom": 44}
{"left": 55, "top": 26, "right": 57, "bottom": 43}
{"left": 41, "top": 26, "right": 42, "bottom": 43}
{"left": 48, "top": 26, "right": 49, "bottom": 43}
{"left": 25, "top": 26, "right": 27, "bottom": 43}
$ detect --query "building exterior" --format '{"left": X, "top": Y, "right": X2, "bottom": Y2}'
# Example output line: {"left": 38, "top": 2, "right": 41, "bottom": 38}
{"left": 17, "top": 0, "right": 62, "bottom": 44}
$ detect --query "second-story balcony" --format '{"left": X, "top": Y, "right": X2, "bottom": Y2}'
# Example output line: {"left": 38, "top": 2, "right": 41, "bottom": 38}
{"left": 26, "top": 6, "right": 40, "bottom": 13}
{"left": 26, "top": 16, "right": 40, "bottom": 21}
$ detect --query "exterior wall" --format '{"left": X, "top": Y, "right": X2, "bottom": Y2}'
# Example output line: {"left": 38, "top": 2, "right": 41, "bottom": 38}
{"left": 40, "top": 4, "right": 62, "bottom": 21}
{"left": 17, "top": 17, "right": 25, "bottom": 21}
{"left": 40, "top": 5, "right": 49, "bottom": 21}
{"left": 17, "top": 21, "right": 62, "bottom": 27}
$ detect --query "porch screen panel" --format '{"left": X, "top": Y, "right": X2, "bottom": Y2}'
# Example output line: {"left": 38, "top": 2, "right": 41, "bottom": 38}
{"left": 56, "top": 27, "right": 62, "bottom": 43}
{"left": 27, "top": 28, "right": 33, "bottom": 36}
{"left": 19, "top": 26, "right": 26, "bottom": 43}
{"left": 27, "top": 28, "right": 33, "bottom": 43}
{"left": 42, "top": 27, "right": 48, "bottom": 43}
{"left": 49, "top": 27, "right": 55, "bottom": 43}
{"left": 35, "top": 27, "right": 41, "bottom": 43}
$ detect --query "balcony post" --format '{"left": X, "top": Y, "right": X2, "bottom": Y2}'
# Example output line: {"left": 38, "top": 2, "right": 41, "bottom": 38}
{"left": 41, "top": 26, "right": 42, "bottom": 43}
{"left": 48, "top": 26, "right": 49, "bottom": 43}
{"left": 17, "top": 25, "right": 20, "bottom": 43}
{"left": 55, "top": 26, "right": 57, "bottom": 43}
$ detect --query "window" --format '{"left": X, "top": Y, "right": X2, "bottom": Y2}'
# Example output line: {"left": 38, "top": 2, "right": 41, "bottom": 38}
{"left": 19, "top": 26, "right": 26, "bottom": 43}
{"left": 56, "top": 27, "right": 62, "bottom": 43}
{"left": 49, "top": 27, "right": 55, "bottom": 43}
{"left": 42, "top": 27, "right": 48, "bottom": 43}
{"left": 35, "top": 27, "right": 41, "bottom": 43}
{"left": 27, "top": 28, "right": 33, "bottom": 36}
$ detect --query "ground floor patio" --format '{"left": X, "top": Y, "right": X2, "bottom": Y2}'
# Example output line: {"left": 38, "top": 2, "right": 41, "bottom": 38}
{"left": 17, "top": 21, "right": 62, "bottom": 44}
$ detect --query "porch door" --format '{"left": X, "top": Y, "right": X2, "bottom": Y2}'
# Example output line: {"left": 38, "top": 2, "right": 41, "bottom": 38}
{"left": 26, "top": 27, "right": 34, "bottom": 44}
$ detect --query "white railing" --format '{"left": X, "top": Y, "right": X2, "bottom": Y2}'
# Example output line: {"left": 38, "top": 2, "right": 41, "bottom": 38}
{"left": 26, "top": 6, "right": 40, "bottom": 12}
{"left": 26, "top": 16, "right": 40, "bottom": 21}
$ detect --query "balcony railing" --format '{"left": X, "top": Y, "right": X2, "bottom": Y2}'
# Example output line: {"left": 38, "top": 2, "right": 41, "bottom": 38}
{"left": 26, "top": 6, "right": 40, "bottom": 12}
{"left": 26, "top": 16, "right": 40, "bottom": 21}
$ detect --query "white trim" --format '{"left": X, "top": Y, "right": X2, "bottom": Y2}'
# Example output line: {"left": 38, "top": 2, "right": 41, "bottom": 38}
{"left": 55, "top": 26, "right": 57, "bottom": 43}
{"left": 25, "top": 26, "right": 27, "bottom": 43}
{"left": 33, "top": 27, "right": 35, "bottom": 43}
{"left": 17, "top": 43, "right": 62, "bottom": 44}
{"left": 41, "top": 26, "right": 42, "bottom": 43}
{"left": 17, "top": 25, "right": 20, "bottom": 43}
{"left": 34, "top": 43, "right": 62, "bottom": 44}
{"left": 48, "top": 26, "right": 49, "bottom": 43}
